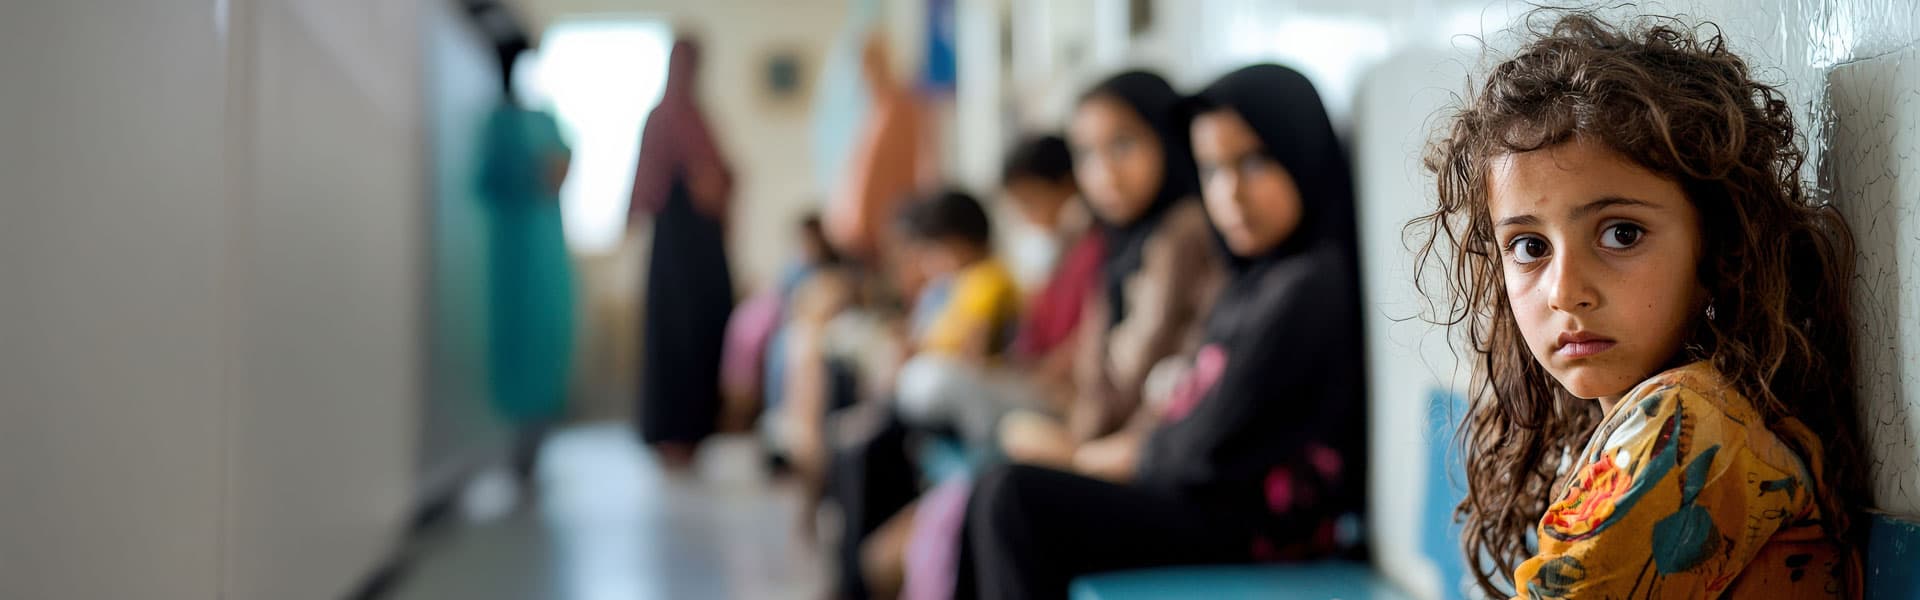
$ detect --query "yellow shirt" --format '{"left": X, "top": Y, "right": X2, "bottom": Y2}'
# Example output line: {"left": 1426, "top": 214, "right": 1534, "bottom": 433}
{"left": 1513, "top": 362, "right": 1856, "bottom": 599}
{"left": 919, "top": 258, "right": 1021, "bottom": 358}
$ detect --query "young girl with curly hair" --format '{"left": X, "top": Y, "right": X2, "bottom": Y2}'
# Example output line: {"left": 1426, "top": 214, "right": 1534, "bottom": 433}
{"left": 1415, "top": 12, "right": 1869, "bottom": 599}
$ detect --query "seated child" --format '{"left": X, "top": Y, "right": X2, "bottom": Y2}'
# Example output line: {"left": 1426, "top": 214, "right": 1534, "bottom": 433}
{"left": 1000, "top": 134, "right": 1107, "bottom": 417}
{"left": 891, "top": 189, "right": 1025, "bottom": 446}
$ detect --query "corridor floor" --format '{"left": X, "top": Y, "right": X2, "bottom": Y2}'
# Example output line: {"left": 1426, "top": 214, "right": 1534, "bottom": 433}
{"left": 388, "top": 424, "right": 830, "bottom": 600}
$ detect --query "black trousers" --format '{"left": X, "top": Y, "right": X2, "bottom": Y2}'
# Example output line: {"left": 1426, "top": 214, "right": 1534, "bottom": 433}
{"left": 956, "top": 464, "right": 1257, "bottom": 600}
{"left": 826, "top": 403, "right": 921, "bottom": 600}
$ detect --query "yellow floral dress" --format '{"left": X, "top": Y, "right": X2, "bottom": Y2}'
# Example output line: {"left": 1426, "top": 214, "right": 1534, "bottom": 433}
{"left": 1512, "top": 362, "right": 1858, "bottom": 599}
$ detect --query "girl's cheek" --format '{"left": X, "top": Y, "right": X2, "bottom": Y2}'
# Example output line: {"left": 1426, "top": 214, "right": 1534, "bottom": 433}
{"left": 1502, "top": 266, "right": 1534, "bottom": 303}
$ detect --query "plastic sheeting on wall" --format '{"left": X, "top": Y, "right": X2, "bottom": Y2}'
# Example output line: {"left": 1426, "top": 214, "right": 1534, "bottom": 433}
{"left": 1827, "top": 45, "right": 1920, "bottom": 520}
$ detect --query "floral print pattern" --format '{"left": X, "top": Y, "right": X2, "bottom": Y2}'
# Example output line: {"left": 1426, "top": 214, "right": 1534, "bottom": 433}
{"left": 1512, "top": 362, "right": 1858, "bottom": 599}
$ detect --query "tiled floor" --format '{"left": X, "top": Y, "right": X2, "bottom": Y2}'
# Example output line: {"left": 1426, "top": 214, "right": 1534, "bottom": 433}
{"left": 388, "top": 424, "right": 830, "bottom": 600}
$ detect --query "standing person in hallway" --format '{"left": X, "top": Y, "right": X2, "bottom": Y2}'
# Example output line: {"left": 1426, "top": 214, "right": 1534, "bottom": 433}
{"left": 827, "top": 33, "right": 930, "bottom": 263}
{"left": 958, "top": 64, "right": 1370, "bottom": 598}
{"left": 629, "top": 37, "right": 736, "bottom": 469}
{"left": 477, "top": 35, "right": 577, "bottom": 489}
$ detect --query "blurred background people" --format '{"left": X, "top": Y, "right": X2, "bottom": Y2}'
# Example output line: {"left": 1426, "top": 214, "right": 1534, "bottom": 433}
{"left": 828, "top": 33, "right": 933, "bottom": 264}
{"left": 477, "top": 33, "right": 577, "bottom": 494}
{"left": 865, "top": 71, "right": 1228, "bottom": 600}
{"left": 997, "top": 71, "right": 1223, "bottom": 477}
{"left": 629, "top": 37, "right": 737, "bottom": 470}
{"left": 959, "top": 63, "right": 1369, "bottom": 599}
{"left": 891, "top": 189, "right": 1024, "bottom": 446}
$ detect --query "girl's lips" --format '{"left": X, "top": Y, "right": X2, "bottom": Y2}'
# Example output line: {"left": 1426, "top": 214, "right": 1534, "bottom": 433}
{"left": 1555, "top": 331, "right": 1615, "bottom": 358}
{"left": 1556, "top": 339, "right": 1616, "bottom": 358}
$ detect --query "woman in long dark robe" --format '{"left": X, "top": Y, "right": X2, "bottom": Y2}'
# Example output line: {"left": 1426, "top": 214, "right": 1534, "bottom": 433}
{"left": 630, "top": 39, "right": 736, "bottom": 468}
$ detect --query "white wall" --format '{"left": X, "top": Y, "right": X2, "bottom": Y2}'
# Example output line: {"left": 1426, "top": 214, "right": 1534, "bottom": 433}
{"left": 0, "top": 3, "right": 229, "bottom": 597}
{"left": 1352, "top": 50, "right": 1478, "bottom": 599}
{"left": 223, "top": 0, "right": 422, "bottom": 597}
{"left": 422, "top": 0, "right": 516, "bottom": 510}
{"left": 0, "top": 0, "right": 424, "bottom": 597}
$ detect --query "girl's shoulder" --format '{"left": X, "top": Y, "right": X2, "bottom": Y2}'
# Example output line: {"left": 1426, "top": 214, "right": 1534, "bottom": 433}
{"left": 1588, "top": 362, "right": 1816, "bottom": 486}
{"left": 1614, "top": 362, "right": 1765, "bottom": 434}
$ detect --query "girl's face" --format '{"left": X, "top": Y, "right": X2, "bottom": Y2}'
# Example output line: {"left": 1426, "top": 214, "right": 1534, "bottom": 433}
{"left": 1191, "top": 109, "right": 1303, "bottom": 257}
{"left": 1069, "top": 95, "right": 1166, "bottom": 226}
{"left": 1486, "top": 138, "right": 1705, "bottom": 410}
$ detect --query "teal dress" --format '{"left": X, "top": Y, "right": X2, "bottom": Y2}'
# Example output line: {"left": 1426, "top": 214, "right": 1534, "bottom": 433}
{"left": 478, "top": 104, "right": 577, "bottom": 425}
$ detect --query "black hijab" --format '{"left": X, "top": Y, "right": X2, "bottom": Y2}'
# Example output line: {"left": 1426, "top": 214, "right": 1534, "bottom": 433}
{"left": 1075, "top": 71, "right": 1201, "bottom": 328}
{"left": 1135, "top": 65, "right": 1368, "bottom": 526}
{"left": 1191, "top": 64, "right": 1358, "bottom": 270}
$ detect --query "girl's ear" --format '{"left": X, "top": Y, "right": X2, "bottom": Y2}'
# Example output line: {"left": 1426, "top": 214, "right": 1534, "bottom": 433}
{"left": 1681, "top": 278, "right": 1717, "bottom": 362}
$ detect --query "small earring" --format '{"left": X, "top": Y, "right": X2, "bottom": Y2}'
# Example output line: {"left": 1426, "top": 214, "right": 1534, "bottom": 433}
{"left": 1705, "top": 299, "right": 1717, "bottom": 321}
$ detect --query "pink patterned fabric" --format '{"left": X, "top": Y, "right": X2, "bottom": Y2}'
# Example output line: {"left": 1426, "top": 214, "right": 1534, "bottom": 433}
{"left": 1264, "top": 467, "right": 1295, "bottom": 513}
{"left": 1161, "top": 344, "right": 1229, "bottom": 423}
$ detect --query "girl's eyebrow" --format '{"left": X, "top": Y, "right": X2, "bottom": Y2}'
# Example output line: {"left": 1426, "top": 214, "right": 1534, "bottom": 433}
{"left": 1495, "top": 196, "right": 1658, "bottom": 228}
{"left": 1570, "top": 196, "right": 1656, "bottom": 220}
{"left": 1495, "top": 214, "right": 1539, "bottom": 228}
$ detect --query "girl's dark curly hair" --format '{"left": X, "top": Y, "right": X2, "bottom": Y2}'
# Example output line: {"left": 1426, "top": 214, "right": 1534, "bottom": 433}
{"left": 1412, "top": 11, "right": 1867, "bottom": 597}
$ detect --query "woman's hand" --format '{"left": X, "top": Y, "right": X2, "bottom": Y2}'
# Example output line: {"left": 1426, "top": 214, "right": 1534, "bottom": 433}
{"left": 1072, "top": 432, "right": 1141, "bottom": 483}
{"left": 998, "top": 410, "right": 1077, "bottom": 468}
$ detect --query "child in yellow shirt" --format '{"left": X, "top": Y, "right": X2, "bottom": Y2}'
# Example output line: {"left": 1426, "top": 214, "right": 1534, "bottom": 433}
{"left": 892, "top": 190, "right": 1025, "bottom": 445}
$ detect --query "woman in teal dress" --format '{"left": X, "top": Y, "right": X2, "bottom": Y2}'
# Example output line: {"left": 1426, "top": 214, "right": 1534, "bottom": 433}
{"left": 478, "top": 37, "right": 576, "bottom": 483}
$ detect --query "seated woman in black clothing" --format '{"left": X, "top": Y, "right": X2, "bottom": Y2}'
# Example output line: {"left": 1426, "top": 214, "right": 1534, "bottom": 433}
{"left": 959, "top": 64, "right": 1369, "bottom": 599}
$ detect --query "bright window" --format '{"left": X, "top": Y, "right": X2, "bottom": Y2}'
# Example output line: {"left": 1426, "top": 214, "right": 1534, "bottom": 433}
{"left": 525, "top": 19, "right": 673, "bottom": 255}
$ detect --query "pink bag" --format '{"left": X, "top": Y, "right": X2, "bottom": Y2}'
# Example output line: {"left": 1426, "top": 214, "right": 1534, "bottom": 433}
{"left": 720, "top": 290, "right": 783, "bottom": 400}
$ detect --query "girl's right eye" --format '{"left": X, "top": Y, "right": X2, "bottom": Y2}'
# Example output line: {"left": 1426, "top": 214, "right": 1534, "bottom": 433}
{"left": 1506, "top": 235, "right": 1550, "bottom": 264}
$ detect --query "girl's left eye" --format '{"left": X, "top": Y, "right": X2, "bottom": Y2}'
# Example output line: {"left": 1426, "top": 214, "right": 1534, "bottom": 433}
{"left": 1599, "top": 223, "right": 1645, "bottom": 249}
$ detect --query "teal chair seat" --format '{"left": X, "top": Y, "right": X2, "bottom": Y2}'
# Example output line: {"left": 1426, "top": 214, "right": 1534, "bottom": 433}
{"left": 1867, "top": 511, "right": 1920, "bottom": 599}
{"left": 1070, "top": 562, "right": 1415, "bottom": 600}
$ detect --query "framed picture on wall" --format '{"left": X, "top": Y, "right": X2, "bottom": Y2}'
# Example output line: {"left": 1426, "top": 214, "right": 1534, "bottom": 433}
{"left": 760, "top": 45, "right": 810, "bottom": 112}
